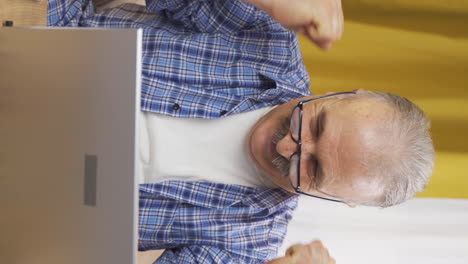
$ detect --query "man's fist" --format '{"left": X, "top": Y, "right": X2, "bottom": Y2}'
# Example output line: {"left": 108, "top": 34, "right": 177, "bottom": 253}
{"left": 245, "top": 0, "right": 344, "bottom": 50}
{"left": 265, "top": 240, "right": 336, "bottom": 264}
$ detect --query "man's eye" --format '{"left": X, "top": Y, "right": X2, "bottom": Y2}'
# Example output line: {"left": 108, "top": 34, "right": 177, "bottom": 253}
{"left": 315, "top": 115, "right": 320, "bottom": 138}
{"left": 314, "top": 161, "right": 320, "bottom": 180}
{"left": 307, "top": 157, "right": 318, "bottom": 181}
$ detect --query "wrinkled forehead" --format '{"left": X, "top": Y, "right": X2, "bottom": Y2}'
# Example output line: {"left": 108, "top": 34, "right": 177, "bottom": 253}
{"left": 327, "top": 95, "right": 390, "bottom": 114}
{"left": 319, "top": 97, "right": 394, "bottom": 198}
{"left": 332, "top": 96, "right": 395, "bottom": 155}
{"left": 325, "top": 96, "right": 395, "bottom": 130}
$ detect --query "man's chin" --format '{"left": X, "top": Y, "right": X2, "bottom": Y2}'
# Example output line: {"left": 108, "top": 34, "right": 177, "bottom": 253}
{"left": 250, "top": 154, "right": 294, "bottom": 192}
{"left": 247, "top": 135, "right": 280, "bottom": 187}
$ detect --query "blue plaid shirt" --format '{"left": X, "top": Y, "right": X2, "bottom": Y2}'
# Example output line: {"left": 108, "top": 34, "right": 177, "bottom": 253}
{"left": 48, "top": 0, "right": 311, "bottom": 118}
{"left": 48, "top": 0, "right": 307, "bottom": 262}
{"left": 139, "top": 182, "right": 298, "bottom": 263}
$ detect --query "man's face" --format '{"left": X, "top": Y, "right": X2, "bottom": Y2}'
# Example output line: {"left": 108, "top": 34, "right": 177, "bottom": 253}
{"left": 247, "top": 93, "right": 392, "bottom": 205}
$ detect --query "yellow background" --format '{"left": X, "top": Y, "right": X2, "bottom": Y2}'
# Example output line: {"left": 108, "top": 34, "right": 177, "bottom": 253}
{"left": 299, "top": 0, "right": 468, "bottom": 198}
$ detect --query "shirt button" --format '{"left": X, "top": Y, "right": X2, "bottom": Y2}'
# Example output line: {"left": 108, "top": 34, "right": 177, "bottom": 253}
{"left": 220, "top": 110, "right": 228, "bottom": 116}
{"left": 172, "top": 103, "right": 180, "bottom": 110}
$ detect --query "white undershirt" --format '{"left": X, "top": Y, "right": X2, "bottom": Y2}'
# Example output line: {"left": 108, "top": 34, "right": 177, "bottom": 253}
{"left": 138, "top": 107, "right": 277, "bottom": 188}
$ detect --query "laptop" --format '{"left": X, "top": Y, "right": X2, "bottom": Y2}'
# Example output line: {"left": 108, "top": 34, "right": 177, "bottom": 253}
{"left": 0, "top": 28, "right": 142, "bottom": 264}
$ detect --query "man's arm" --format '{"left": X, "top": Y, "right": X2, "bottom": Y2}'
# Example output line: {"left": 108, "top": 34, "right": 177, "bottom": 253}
{"left": 145, "top": 0, "right": 343, "bottom": 50}
{"left": 266, "top": 241, "right": 336, "bottom": 264}
{"left": 149, "top": 241, "right": 335, "bottom": 264}
{"left": 48, "top": 0, "right": 94, "bottom": 26}
{"left": 243, "top": 0, "right": 344, "bottom": 50}
{"left": 153, "top": 245, "right": 260, "bottom": 264}
{"left": 145, "top": 0, "right": 282, "bottom": 34}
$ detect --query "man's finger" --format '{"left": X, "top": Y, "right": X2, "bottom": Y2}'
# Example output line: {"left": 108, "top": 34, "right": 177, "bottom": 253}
{"left": 304, "top": 24, "right": 333, "bottom": 50}
{"left": 297, "top": 25, "right": 333, "bottom": 50}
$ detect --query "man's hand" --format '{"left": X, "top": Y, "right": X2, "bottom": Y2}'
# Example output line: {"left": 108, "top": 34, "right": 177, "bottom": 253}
{"left": 244, "top": 0, "right": 344, "bottom": 50}
{"left": 265, "top": 240, "right": 336, "bottom": 264}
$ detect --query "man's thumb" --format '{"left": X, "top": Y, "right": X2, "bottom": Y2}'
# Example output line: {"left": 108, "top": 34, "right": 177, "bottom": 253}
{"left": 305, "top": 23, "right": 332, "bottom": 50}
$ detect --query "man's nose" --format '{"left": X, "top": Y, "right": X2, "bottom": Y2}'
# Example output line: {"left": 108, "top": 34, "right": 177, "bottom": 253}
{"left": 276, "top": 135, "right": 298, "bottom": 159}
{"left": 276, "top": 135, "right": 317, "bottom": 159}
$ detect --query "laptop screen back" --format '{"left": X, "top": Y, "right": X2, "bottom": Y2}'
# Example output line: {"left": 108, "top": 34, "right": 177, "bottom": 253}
{"left": 0, "top": 28, "right": 142, "bottom": 264}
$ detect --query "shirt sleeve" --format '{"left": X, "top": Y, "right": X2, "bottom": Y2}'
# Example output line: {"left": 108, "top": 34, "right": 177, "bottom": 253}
{"left": 47, "top": 0, "right": 95, "bottom": 26}
{"left": 153, "top": 246, "right": 264, "bottom": 264}
{"left": 138, "top": 182, "right": 299, "bottom": 264}
{"left": 145, "top": 0, "right": 285, "bottom": 34}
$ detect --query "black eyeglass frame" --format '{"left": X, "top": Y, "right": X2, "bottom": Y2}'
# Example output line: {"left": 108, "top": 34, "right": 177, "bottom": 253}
{"left": 290, "top": 91, "right": 356, "bottom": 203}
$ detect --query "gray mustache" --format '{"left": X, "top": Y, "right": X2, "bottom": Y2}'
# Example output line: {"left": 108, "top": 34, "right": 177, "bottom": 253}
{"left": 272, "top": 117, "right": 291, "bottom": 177}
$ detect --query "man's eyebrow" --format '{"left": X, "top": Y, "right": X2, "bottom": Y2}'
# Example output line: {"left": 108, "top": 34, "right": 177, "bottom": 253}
{"left": 318, "top": 109, "right": 327, "bottom": 140}
{"left": 314, "top": 109, "right": 327, "bottom": 188}
{"left": 308, "top": 106, "right": 327, "bottom": 140}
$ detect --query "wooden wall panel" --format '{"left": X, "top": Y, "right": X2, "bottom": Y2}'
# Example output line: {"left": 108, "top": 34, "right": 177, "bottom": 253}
{"left": 0, "top": 0, "right": 47, "bottom": 27}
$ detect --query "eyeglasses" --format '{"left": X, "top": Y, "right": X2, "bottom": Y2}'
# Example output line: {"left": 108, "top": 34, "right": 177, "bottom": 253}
{"left": 288, "top": 91, "right": 356, "bottom": 203}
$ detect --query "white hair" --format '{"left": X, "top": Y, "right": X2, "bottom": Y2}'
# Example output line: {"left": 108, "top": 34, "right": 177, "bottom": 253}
{"left": 347, "top": 91, "right": 435, "bottom": 207}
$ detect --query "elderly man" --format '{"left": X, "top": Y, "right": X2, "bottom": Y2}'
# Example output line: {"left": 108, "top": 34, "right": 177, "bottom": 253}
{"left": 49, "top": 0, "right": 434, "bottom": 263}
